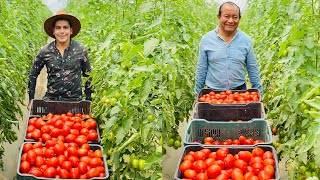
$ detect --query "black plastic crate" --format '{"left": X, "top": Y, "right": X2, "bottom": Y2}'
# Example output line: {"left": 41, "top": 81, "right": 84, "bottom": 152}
{"left": 17, "top": 142, "right": 109, "bottom": 180}
{"left": 30, "top": 100, "right": 91, "bottom": 117}
{"left": 197, "top": 88, "right": 261, "bottom": 102}
{"left": 184, "top": 119, "right": 272, "bottom": 146}
{"left": 193, "top": 102, "right": 265, "bottom": 121}
{"left": 174, "top": 145, "right": 280, "bottom": 180}
{"left": 23, "top": 116, "right": 101, "bottom": 144}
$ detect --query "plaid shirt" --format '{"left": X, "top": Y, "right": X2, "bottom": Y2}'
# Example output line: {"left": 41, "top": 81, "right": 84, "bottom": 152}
{"left": 28, "top": 40, "right": 92, "bottom": 101}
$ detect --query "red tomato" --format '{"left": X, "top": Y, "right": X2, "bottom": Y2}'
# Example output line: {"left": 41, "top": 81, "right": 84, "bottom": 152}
{"left": 73, "top": 123, "right": 82, "bottom": 131}
{"left": 223, "top": 154, "right": 235, "bottom": 168}
{"left": 27, "top": 125, "right": 36, "bottom": 133}
{"left": 252, "top": 147, "right": 264, "bottom": 158}
{"left": 263, "top": 151, "right": 273, "bottom": 160}
{"left": 80, "top": 144, "right": 91, "bottom": 151}
{"left": 59, "top": 169, "right": 70, "bottom": 178}
{"left": 234, "top": 159, "right": 248, "bottom": 172}
{"left": 20, "top": 161, "right": 31, "bottom": 173}
{"left": 258, "top": 170, "right": 271, "bottom": 180}
{"left": 26, "top": 150, "right": 36, "bottom": 165}
{"left": 252, "top": 162, "right": 264, "bottom": 175}
{"left": 57, "top": 155, "right": 67, "bottom": 166}
{"left": 80, "top": 156, "right": 92, "bottom": 164}
{"left": 215, "top": 173, "right": 229, "bottom": 180}
{"left": 193, "top": 151, "right": 206, "bottom": 161}
{"left": 22, "top": 143, "right": 34, "bottom": 153}
{"left": 231, "top": 168, "right": 244, "bottom": 180}
{"left": 65, "top": 134, "right": 77, "bottom": 143}
{"left": 69, "top": 156, "right": 80, "bottom": 167}
{"left": 196, "top": 172, "right": 208, "bottom": 180}
{"left": 248, "top": 175, "right": 259, "bottom": 180}
{"left": 50, "top": 128, "right": 61, "bottom": 138}
{"left": 21, "top": 153, "right": 27, "bottom": 162}
{"left": 54, "top": 143, "right": 65, "bottom": 156}
{"left": 263, "top": 158, "right": 275, "bottom": 166}
{"left": 78, "top": 148, "right": 89, "bottom": 157}
{"left": 43, "top": 148, "right": 54, "bottom": 158}
{"left": 183, "top": 154, "right": 194, "bottom": 163}
{"left": 96, "top": 166, "right": 105, "bottom": 173}
{"left": 75, "top": 135, "right": 88, "bottom": 146}
{"left": 61, "top": 161, "right": 72, "bottom": 171}
{"left": 213, "top": 160, "right": 225, "bottom": 170}
{"left": 193, "top": 160, "right": 207, "bottom": 173}
{"left": 249, "top": 156, "right": 263, "bottom": 166}
{"left": 78, "top": 161, "right": 89, "bottom": 174}
{"left": 204, "top": 137, "right": 214, "bottom": 144}
{"left": 31, "top": 129, "right": 41, "bottom": 141}
{"left": 205, "top": 158, "right": 215, "bottom": 167}
{"left": 238, "top": 151, "right": 252, "bottom": 162}
{"left": 87, "top": 132, "right": 98, "bottom": 141}
{"left": 35, "top": 156, "right": 44, "bottom": 168}
{"left": 43, "top": 167, "right": 56, "bottom": 178}
{"left": 89, "top": 157, "right": 102, "bottom": 168}
{"left": 199, "top": 149, "right": 211, "bottom": 158}
{"left": 244, "top": 172, "right": 255, "bottom": 180}
{"left": 46, "top": 157, "right": 59, "bottom": 168}
{"left": 94, "top": 149, "right": 103, "bottom": 158}
{"left": 40, "top": 125, "right": 51, "bottom": 134}
{"left": 209, "top": 152, "right": 216, "bottom": 159}
{"left": 45, "top": 140, "right": 57, "bottom": 149}
{"left": 67, "top": 112, "right": 73, "bottom": 117}
{"left": 61, "top": 124, "right": 71, "bottom": 136}
{"left": 216, "top": 148, "right": 229, "bottom": 160}
{"left": 206, "top": 164, "right": 221, "bottom": 178}
{"left": 28, "top": 167, "right": 42, "bottom": 177}
{"left": 184, "top": 169, "right": 197, "bottom": 179}
{"left": 69, "top": 168, "right": 80, "bottom": 179}
{"left": 67, "top": 147, "right": 78, "bottom": 157}
{"left": 264, "top": 165, "right": 275, "bottom": 178}
{"left": 80, "top": 128, "right": 89, "bottom": 136}
{"left": 87, "top": 167, "right": 100, "bottom": 178}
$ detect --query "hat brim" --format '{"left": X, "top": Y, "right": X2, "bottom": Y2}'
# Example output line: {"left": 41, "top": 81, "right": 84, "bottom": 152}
{"left": 44, "top": 14, "right": 81, "bottom": 38}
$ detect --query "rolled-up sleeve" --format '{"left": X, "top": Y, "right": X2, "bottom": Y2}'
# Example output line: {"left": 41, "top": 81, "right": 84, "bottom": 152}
{"left": 194, "top": 38, "right": 208, "bottom": 95}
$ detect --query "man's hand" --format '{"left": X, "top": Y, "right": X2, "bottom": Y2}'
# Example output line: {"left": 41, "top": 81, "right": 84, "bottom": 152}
{"left": 27, "top": 101, "right": 31, "bottom": 110}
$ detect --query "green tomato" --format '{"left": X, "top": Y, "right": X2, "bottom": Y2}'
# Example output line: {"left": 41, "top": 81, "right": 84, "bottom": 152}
{"left": 159, "top": 136, "right": 163, "bottom": 146}
{"left": 147, "top": 114, "right": 155, "bottom": 121}
{"left": 271, "top": 44, "right": 276, "bottom": 50}
{"left": 305, "top": 171, "right": 312, "bottom": 178}
{"left": 168, "top": 132, "right": 174, "bottom": 138}
{"left": 299, "top": 165, "right": 307, "bottom": 174}
{"left": 130, "top": 154, "right": 136, "bottom": 165}
{"left": 115, "top": 92, "right": 121, "bottom": 99}
{"left": 168, "top": 138, "right": 174, "bottom": 147}
{"left": 282, "top": 49, "right": 289, "bottom": 56}
{"left": 176, "top": 135, "right": 182, "bottom": 141}
{"left": 132, "top": 159, "right": 139, "bottom": 169}
{"left": 309, "top": 161, "right": 316, "bottom": 170}
{"left": 110, "top": 98, "right": 117, "bottom": 106}
{"left": 138, "top": 159, "right": 145, "bottom": 171}
{"left": 174, "top": 140, "right": 181, "bottom": 148}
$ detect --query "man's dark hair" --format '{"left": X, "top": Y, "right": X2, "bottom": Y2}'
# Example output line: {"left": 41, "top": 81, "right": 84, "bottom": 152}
{"left": 53, "top": 18, "right": 72, "bottom": 28}
{"left": 218, "top": 2, "right": 241, "bottom": 18}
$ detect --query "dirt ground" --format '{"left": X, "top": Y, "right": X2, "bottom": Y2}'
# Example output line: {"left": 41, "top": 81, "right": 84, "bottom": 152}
{"left": 162, "top": 120, "right": 289, "bottom": 180}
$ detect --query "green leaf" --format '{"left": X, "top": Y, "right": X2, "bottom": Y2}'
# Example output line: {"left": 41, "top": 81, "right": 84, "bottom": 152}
{"left": 304, "top": 96, "right": 320, "bottom": 110}
{"left": 132, "top": 65, "right": 155, "bottom": 72}
{"left": 140, "top": 78, "right": 153, "bottom": 105}
{"left": 144, "top": 38, "right": 159, "bottom": 57}
{"left": 140, "top": 2, "right": 154, "bottom": 13}
{"left": 150, "top": 99, "right": 162, "bottom": 105}
{"left": 110, "top": 106, "right": 122, "bottom": 116}
{"left": 141, "top": 124, "right": 151, "bottom": 144}
{"left": 116, "top": 127, "right": 126, "bottom": 145}
{"left": 298, "top": 86, "right": 319, "bottom": 103}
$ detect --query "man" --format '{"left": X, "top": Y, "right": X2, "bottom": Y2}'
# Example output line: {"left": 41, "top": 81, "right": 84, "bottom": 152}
{"left": 27, "top": 10, "right": 93, "bottom": 109}
{"left": 194, "top": 2, "right": 262, "bottom": 96}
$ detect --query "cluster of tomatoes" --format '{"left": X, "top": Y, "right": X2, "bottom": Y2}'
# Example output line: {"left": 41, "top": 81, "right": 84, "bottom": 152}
{"left": 195, "top": 136, "right": 264, "bottom": 146}
{"left": 198, "top": 90, "right": 260, "bottom": 104}
{"left": 179, "top": 147, "right": 276, "bottom": 180}
{"left": 20, "top": 142, "right": 106, "bottom": 178}
{"left": 25, "top": 112, "right": 99, "bottom": 144}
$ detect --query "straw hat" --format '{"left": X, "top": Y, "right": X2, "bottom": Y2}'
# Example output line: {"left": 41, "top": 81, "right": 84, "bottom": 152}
{"left": 44, "top": 10, "right": 81, "bottom": 38}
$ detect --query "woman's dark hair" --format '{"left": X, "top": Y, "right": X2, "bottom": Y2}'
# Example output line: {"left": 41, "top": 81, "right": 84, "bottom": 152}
{"left": 218, "top": 2, "right": 241, "bottom": 18}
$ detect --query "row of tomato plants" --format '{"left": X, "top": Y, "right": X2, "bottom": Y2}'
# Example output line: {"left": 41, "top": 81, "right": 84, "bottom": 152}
{"left": 67, "top": 0, "right": 216, "bottom": 179}
{"left": 241, "top": 0, "right": 320, "bottom": 179}
{"left": 0, "top": 0, "right": 50, "bottom": 170}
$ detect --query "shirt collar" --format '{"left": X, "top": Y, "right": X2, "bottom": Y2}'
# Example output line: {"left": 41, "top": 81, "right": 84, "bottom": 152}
{"left": 214, "top": 26, "right": 239, "bottom": 37}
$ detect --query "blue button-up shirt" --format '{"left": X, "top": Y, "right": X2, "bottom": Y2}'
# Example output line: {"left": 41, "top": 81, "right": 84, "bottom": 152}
{"left": 194, "top": 27, "right": 263, "bottom": 96}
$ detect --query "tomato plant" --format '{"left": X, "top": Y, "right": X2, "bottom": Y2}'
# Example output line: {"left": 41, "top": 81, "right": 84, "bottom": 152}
{"left": 67, "top": 0, "right": 216, "bottom": 179}
{"left": 0, "top": 1, "right": 49, "bottom": 170}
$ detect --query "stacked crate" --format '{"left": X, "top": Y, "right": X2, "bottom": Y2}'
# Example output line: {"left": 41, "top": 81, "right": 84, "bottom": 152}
{"left": 175, "top": 88, "right": 280, "bottom": 180}
{"left": 17, "top": 100, "right": 109, "bottom": 180}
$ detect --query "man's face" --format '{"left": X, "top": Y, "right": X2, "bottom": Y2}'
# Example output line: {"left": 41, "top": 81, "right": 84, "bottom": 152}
{"left": 53, "top": 20, "right": 73, "bottom": 43}
{"left": 218, "top": 4, "right": 240, "bottom": 34}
